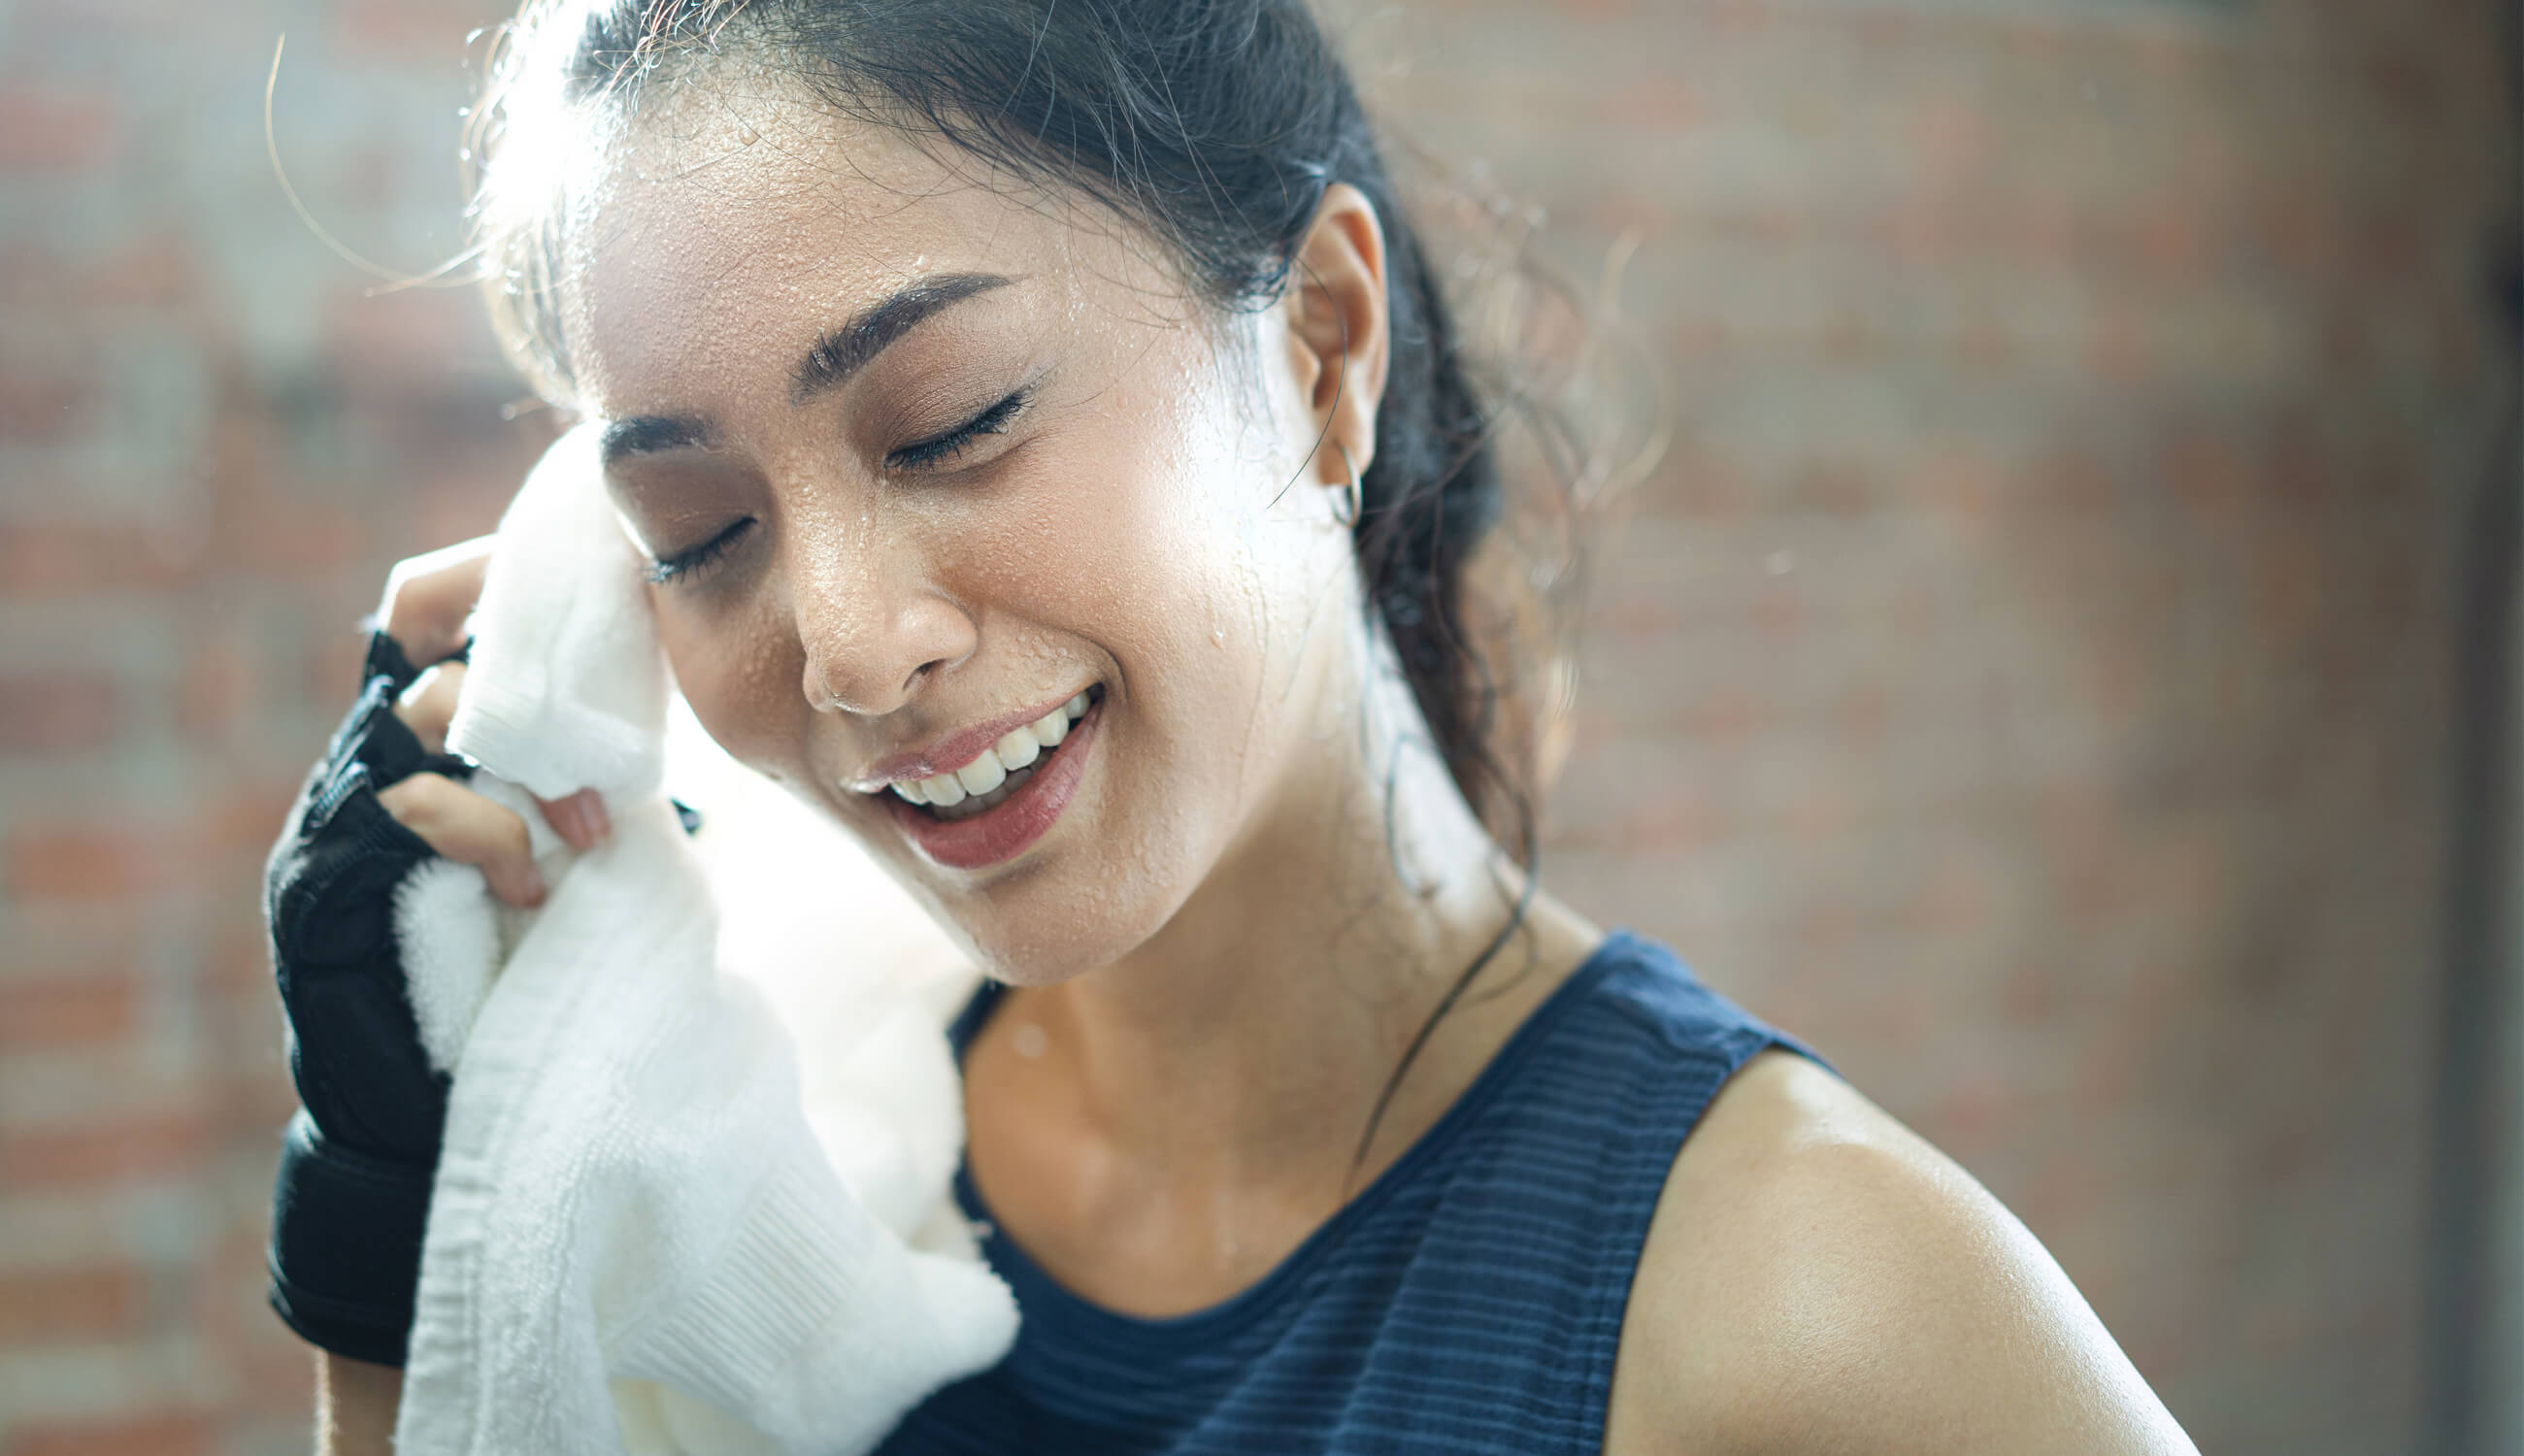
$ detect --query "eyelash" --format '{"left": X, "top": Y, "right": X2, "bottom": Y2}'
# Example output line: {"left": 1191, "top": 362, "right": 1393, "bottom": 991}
{"left": 648, "top": 518, "right": 751, "bottom": 587}
{"left": 647, "top": 389, "right": 1034, "bottom": 587}
{"left": 886, "top": 388, "right": 1030, "bottom": 472}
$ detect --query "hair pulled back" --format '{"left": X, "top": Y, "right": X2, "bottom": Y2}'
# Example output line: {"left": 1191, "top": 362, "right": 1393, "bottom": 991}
{"left": 472, "top": 0, "right": 1549, "bottom": 849}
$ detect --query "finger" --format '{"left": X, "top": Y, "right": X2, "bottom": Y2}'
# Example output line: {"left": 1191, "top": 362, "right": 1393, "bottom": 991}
{"left": 376, "top": 773, "right": 546, "bottom": 908}
{"left": 393, "top": 662, "right": 467, "bottom": 755}
{"left": 535, "top": 788, "right": 611, "bottom": 853}
{"left": 378, "top": 539, "right": 494, "bottom": 666}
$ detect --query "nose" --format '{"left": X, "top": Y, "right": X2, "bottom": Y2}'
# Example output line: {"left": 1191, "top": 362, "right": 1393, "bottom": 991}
{"left": 792, "top": 543, "right": 978, "bottom": 717}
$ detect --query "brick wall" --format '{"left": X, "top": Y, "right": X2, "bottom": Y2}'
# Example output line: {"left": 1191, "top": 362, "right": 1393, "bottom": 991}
{"left": 0, "top": 4, "right": 546, "bottom": 1450}
{"left": 0, "top": 1, "right": 2511, "bottom": 1453}
{"left": 1378, "top": 2, "right": 2514, "bottom": 1450}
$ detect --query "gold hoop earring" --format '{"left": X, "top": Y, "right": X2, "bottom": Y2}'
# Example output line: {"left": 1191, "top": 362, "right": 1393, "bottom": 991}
{"left": 1332, "top": 443, "right": 1363, "bottom": 529}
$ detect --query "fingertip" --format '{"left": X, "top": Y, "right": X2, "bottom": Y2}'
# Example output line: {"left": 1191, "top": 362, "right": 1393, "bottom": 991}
{"left": 541, "top": 789, "right": 608, "bottom": 851}
{"left": 497, "top": 863, "right": 548, "bottom": 909}
{"left": 542, "top": 797, "right": 585, "bottom": 850}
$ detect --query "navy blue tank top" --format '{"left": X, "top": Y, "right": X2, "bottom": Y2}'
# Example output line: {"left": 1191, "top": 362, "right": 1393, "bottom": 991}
{"left": 875, "top": 931, "right": 1811, "bottom": 1455}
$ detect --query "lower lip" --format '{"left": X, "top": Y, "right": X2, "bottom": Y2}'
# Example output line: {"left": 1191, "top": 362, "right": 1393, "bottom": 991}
{"left": 883, "top": 699, "right": 1101, "bottom": 871}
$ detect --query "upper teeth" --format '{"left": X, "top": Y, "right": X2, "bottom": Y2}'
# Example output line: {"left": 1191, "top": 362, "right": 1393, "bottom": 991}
{"left": 890, "top": 694, "right": 1089, "bottom": 807}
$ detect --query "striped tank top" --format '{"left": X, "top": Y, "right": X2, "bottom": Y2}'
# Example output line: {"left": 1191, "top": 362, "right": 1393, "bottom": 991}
{"left": 874, "top": 930, "right": 1810, "bottom": 1455}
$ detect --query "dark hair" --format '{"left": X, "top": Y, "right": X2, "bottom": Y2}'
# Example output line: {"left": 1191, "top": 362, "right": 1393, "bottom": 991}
{"left": 471, "top": 0, "right": 1593, "bottom": 1168}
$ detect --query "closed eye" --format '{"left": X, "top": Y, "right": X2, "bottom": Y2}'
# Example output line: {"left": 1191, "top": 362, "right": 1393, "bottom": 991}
{"left": 648, "top": 517, "right": 753, "bottom": 586}
{"left": 886, "top": 388, "right": 1030, "bottom": 473}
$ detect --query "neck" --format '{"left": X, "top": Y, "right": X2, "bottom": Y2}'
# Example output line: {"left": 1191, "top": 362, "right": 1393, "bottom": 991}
{"left": 1002, "top": 650, "right": 1527, "bottom": 1196}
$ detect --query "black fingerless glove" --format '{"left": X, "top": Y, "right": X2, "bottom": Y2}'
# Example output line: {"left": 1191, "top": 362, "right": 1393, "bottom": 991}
{"left": 264, "top": 631, "right": 471, "bottom": 1367}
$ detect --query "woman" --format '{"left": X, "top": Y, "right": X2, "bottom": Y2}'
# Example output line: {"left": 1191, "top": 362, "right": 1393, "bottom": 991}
{"left": 265, "top": 1, "right": 2198, "bottom": 1450}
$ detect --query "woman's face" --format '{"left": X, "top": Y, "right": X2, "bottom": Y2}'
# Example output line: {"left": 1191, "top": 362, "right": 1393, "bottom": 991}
{"left": 555, "top": 91, "right": 1378, "bottom": 983}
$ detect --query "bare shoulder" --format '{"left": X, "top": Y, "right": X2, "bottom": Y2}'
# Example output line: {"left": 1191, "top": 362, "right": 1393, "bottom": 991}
{"left": 1602, "top": 1051, "right": 2197, "bottom": 1456}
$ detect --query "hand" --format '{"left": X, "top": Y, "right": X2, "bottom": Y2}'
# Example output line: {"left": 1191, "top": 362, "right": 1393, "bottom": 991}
{"left": 264, "top": 538, "right": 607, "bottom": 1367}
{"left": 369, "top": 540, "right": 612, "bottom": 897}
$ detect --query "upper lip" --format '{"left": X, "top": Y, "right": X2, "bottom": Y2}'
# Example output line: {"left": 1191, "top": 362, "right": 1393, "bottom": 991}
{"left": 848, "top": 688, "right": 1089, "bottom": 791}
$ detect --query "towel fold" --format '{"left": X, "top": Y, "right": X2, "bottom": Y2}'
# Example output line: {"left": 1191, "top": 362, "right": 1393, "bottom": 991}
{"left": 387, "top": 425, "right": 1015, "bottom": 1455}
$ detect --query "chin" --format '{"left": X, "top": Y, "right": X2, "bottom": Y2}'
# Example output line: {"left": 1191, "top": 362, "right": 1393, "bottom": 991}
{"left": 880, "top": 790, "right": 1217, "bottom": 988}
{"left": 920, "top": 878, "right": 1184, "bottom": 989}
{"left": 841, "top": 688, "right": 1227, "bottom": 988}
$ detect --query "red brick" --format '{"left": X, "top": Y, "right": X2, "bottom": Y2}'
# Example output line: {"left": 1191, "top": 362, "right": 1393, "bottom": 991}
{"left": 328, "top": 0, "right": 479, "bottom": 60}
{"left": 1597, "top": 76, "right": 1698, "bottom": 130}
{"left": 0, "top": 1109, "right": 211, "bottom": 1192}
{"left": 187, "top": 785, "right": 298, "bottom": 869}
{"left": 2080, "top": 307, "right": 2147, "bottom": 382}
{"left": 173, "top": 633, "right": 251, "bottom": 739}
{"left": 0, "top": 975, "right": 141, "bottom": 1050}
{"left": 0, "top": 1263, "right": 146, "bottom": 1345}
{"left": 0, "top": 788, "right": 290, "bottom": 906}
{"left": 5, "top": 1412, "right": 216, "bottom": 1456}
{"left": 190, "top": 1224, "right": 317, "bottom": 1414}
{"left": 0, "top": 88, "right": 115, "bottom": 173}
{"left": 81, "top": 237, "right": 198, "bottom": 310}
{"left": 0, "top": 910, "right": 148, "bottom": 988}
{"left": 0, "top": 364, "right": 92, "bottom": 443}
{"left": 321, "top": 287, "right": 487, "bottom": 387}
{"left": 0, "top": 673, "right": 120, "bottom": 752}
{"left": 201, "top": 920, "right": 277, "bottom": 998}
{"left": 232, "top": 505, "right": 367, "bottom": 579}
{"left": 12, "top": 0, "right": 245, "bottom": 43}
{"left": 0, "top": 520, "right": 204, "bottom": 598}
{"left": 4, "top": 823, "right": 168, "bottom": 902}
{"left": 0, "top": 238, "right": 198, "bottom": 315}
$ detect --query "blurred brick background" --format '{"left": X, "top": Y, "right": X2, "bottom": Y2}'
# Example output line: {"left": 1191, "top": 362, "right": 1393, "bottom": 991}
{"left": 0, "top": 1, "right": 2513, "bottom": 1453}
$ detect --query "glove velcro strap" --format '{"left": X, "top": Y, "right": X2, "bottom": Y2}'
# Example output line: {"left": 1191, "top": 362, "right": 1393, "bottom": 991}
{"left": 361, "top": 629, "right": 424, "bottom": 695}
{"left": 267, "top": 1109, "right": 435, "bottom": 1368}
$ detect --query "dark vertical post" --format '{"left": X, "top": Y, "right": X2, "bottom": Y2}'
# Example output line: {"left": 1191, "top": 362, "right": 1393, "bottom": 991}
{"left": 2422, "top": 4, "right": 2523, "bottom": 1444}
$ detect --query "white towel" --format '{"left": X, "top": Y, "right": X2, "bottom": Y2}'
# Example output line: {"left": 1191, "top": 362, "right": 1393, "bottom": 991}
{"left": 384, "top": 425, "right": 1017, "bottom": 1455}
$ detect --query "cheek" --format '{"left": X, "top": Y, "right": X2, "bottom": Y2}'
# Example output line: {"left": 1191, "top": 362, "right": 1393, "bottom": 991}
{"left": 1021, "top": 417, "right": 1269, "bottom": 694}
{"left": 652, "top": 588, "right": 811, "bottom": 784}
{"left": 1024, "top": 391, "right": 1317, "bottom": 798}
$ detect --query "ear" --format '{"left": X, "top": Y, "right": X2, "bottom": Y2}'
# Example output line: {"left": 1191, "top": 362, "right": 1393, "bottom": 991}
{"left": 1279, "top": 182, "right": 1391, "bottom": 489}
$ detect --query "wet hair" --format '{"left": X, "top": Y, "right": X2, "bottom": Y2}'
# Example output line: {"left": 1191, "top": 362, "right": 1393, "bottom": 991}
{"left": 470, "top": 0, "right": 1595, "bottom": 1169}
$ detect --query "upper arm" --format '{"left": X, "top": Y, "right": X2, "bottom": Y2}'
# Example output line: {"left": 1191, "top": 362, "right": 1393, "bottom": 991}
{"left": 1606, "top": 1052, "right": 2197, "bottom": 1456}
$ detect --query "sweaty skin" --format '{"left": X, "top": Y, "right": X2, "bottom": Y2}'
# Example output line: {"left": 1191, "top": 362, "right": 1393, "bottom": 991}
{"left": 319, "top": 76, "right": 2196, "bottom": 1456}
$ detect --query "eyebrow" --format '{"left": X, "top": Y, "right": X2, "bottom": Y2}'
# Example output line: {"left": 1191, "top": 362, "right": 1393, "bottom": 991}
{"left": 599, "top": 414, "right": 714, "bottom": 466}
{"left": 793, "top": 271, "right": 1014, "bottom": 404}
{"left": 598, "top": 270, "right": 1017, "bottom": 469}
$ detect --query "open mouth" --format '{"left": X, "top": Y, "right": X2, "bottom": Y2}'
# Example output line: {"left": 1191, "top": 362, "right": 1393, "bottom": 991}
{"left": 884, "top": 684, "right": 1101, "bottom": 821}
{"left": 876, "top": 685, "right": 1106, "bottom": 871}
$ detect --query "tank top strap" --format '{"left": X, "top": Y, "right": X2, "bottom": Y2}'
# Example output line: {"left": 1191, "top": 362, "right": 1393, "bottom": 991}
{"left": 890, "top": 930, "right": 1819, "bottom": 1455}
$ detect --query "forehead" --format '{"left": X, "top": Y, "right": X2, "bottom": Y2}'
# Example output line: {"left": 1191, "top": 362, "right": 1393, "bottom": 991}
{"left": 553, "top": 81, "right": 1176, "bottom": 414}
